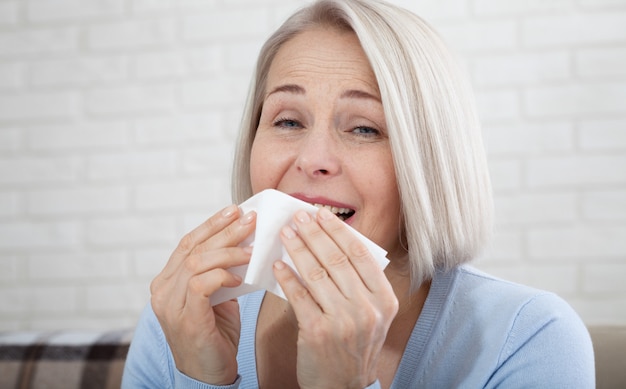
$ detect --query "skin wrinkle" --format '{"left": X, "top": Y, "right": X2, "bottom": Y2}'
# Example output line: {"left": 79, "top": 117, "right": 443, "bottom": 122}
{"left": 271, "top": 53, "right": 380, "bottom": 96}
{"left": 267, "top": 84, "right": 381, "bottom": 104}
{"left": 266, "top": 93, "right": 386, "bottom": 129}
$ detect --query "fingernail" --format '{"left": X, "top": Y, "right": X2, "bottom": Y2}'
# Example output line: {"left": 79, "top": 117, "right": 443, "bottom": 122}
{"left": 239, "top": 211, "right": 255, "bottom": 225}
{"left": 274, "top": 260, "right": 286, "bottom": 270}
{"left": 221, "top": 204, "right": 238, "bottom": 218}
{"left": 317, "top": 207, "right": 334, "bottom": 220}
{"left": 281, "top": 225, "right": 296, "bottom": 239}
{"left": 295, "top": 210, "right": 311, "bottom": 223}
{"left": 243, "top": 245, "right": 253, "bottom": 254}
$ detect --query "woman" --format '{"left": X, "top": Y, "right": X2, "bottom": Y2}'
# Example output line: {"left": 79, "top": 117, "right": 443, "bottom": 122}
{"left": 123, "top": 1, "right": 594, "bottom": 388}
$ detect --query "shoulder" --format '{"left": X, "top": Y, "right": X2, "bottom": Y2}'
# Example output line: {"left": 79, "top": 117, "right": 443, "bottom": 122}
{"left": 446, "top": 266, "right": 595, "bottom": 387}
{"left": 448, "top": 265, "right": 592, "bottom": 352}
{"left": 396, "top": 266, "right": 594, "bottom": 387}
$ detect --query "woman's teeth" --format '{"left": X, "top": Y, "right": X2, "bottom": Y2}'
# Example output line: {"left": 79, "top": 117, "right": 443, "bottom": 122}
{"left": 311, "top": 203, "right": 355, "bottom": 220}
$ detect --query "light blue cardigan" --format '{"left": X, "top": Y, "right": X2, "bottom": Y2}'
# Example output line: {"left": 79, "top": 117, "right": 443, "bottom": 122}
{"left": 122, "top": 265, "right": 595, "bottom": 388}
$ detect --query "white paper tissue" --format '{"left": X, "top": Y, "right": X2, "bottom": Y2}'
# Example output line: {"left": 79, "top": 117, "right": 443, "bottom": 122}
{"left": 209, "top": 189, "right": 389, "bottom": 305}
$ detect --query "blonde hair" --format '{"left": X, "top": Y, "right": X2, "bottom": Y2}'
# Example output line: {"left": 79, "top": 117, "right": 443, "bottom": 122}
{"left": 231, "top": 0, "right": 493, "bottom": 289}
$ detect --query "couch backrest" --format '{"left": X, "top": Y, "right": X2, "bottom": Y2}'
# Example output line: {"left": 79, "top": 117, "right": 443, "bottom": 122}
{"left": 1, "top": 325, "right": 625, "bottom": 388}
{"left": 588, "top": 326, "right": 626, "bottom": 389}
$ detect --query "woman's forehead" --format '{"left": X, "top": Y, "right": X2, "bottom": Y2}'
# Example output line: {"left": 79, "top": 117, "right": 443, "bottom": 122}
{"left": 265, "top": 28, "right": 380, "bottom": 99}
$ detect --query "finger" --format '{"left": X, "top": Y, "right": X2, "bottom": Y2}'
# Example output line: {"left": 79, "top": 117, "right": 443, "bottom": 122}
{"left": 316, "top": 207, "right": 389, "bottom": 294}
{"left": 191, "top": 210, "right": 256, "bottom": 255}
{"left": 280, "top": 222, "right": 341, "bottom": 310}
{"left": 273, "top": 259, "right": 322, "bottom": 321}
{"left": 185, "top": 267, "right": 243, "bottom": 321}
{"left": 167, "top": 246, "right": 252, "bottom": 311}
{"left": 161, "top": 204, "right": 240, "bottom": 278}
{"left": 290, "top": 210, "right": 365, "bottom": 299}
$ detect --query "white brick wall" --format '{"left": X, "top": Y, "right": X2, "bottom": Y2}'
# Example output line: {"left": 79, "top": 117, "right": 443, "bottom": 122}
{"left": 0, "top": 0, "right": 625, "bottom": 330}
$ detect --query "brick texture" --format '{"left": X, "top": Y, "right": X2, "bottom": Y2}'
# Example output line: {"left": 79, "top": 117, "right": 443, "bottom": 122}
{"left": 0, "top": 0, "right": 625, "bottom": 330}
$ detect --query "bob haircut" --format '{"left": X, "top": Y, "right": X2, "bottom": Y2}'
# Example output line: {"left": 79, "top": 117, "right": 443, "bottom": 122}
{"left": 231, "top": 0, "right": 493, "bottom": 290}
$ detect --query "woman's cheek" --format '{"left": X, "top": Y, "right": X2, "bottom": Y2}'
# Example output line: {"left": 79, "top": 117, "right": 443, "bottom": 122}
{"left": 250, "top": 136, "right": 283, "bottom": 191}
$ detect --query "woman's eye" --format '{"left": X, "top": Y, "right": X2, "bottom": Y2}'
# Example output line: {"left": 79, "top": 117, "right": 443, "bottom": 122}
{"left": 351, "top": 126, "right": 380, "bottom": 136}
{"left": 273, "top": 118, "right": 302, "bottom": 129}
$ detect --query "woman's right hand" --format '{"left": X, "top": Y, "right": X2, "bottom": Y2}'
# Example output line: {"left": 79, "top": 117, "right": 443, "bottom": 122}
{"left": 150, "top": 204, "right": 256, "bottom": 385}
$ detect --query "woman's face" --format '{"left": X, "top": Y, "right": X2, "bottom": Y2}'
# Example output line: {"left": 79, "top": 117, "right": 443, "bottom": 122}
{"left": 250, "top": 27, "right": 404, "bottom": 258}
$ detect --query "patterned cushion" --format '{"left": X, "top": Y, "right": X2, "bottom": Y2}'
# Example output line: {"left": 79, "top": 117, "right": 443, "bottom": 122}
{"left": 0, "top": 329, "right": 133, "bottom": 389}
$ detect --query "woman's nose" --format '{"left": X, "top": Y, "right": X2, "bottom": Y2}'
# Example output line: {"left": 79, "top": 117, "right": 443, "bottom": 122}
{"left": 294, "top": 129, "right": 342, "bottom": 178}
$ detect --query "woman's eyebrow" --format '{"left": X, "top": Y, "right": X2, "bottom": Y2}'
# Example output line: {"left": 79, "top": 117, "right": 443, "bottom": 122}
{"left": 341, "top": 89, "right": 381, "bottom": 102}
{"left": 266, "top": 84, "right": 305, "bottom": 98}
{"left": 265, "top": 84, "right": 380, "bottom": 103}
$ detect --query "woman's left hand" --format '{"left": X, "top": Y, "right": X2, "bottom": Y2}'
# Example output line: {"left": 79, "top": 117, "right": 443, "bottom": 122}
{"left": 273, "top": 207, "right": 399, "bottom": 389}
